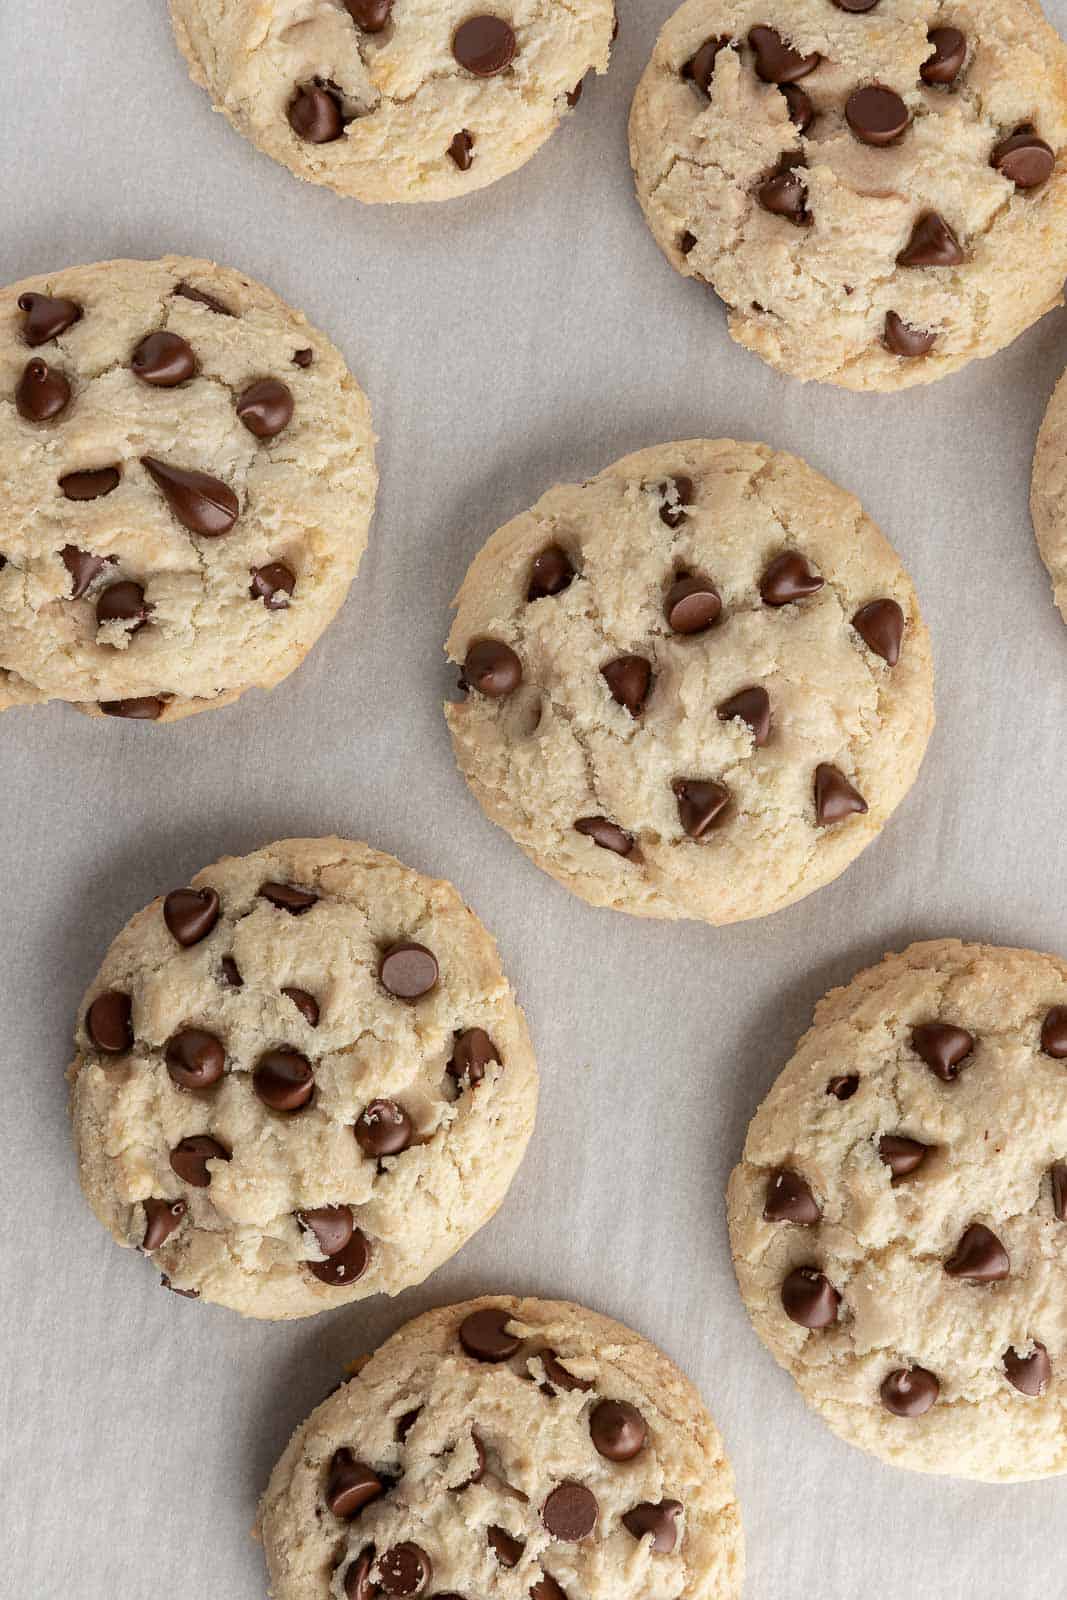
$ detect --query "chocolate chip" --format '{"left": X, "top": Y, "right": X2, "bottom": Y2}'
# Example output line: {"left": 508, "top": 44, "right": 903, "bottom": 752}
{"left": 355, "top": 1099, "right": 413, "bottom": 1157}
{"left": 659, "top": 474, "right": 694, "bottom": 528}
{"left": 543, "top": 1484, "right": 598, "bottom": 1542}
{"left": 832, "top": 0, "right": 879, "bottom": 10}
{"left": 345, "top": 0, "right": 392, "bottom": 29}
{"left": 827, "top": 1074, "right": 859, "bottom": 1100}
{"left": 16, "top": 358, "right": 71, "bottom": 421}
{"left": 237, "top": 378, "right": 294, "bottom": 439}
{"left": 221, "top": 956, "right": 242, "bottom": 986}
{"left": 878, "top": 1135, "right": 930, "bottom": 1182}
{"left": 764, "top": 1168, "right": 820, "bottom": 1223}
{"left": 1040, "top": 1006, "right": 1067, "bottom": 1058}
{"left": 880, "top": 1367, "right": 939, "bottom": 1416}
{"left": 782, "top": 84, "right": 814, "bottom": 132}
{"left": 760, "top": 550, "right": 823, "bottom": 605}
{"left": 601, "top": 655, "right": 652, "bottom": 715}
{"left": 448, "top": 129, "right": 475, "bottom": 169}
{"left": 282, "top": 987, "right": 319, "bottom": 1027}
{"left": 344, "top": 1551, "right": 376, "bottom": 1600}
{"left": 96, "top": 580, "right": 151, "bottom": 631}
{"left": 379, "top": 942, "right": 438, "bottom": 999}
{"left": 308, "top": 1228, "right": 371, "bottom": 1286}
{"left": 845, "top": 85, "right": 910, "bottom": 146}
{"left": 748, "top": 25, "right": 819, "bottom": 83}
{"left": 530, "top": 1578, "right": 568, "bottom": 1600}
{"left": 683, "top": 35, "right": 731, "bottom": 94}
{"left": 921, "top": 27, "right": 966, "bottom": 86}
{"left": 170, "top": 1134, "right": 230, "bottom": 1187}
{"left": 60, "top": 467, "right": 120, "bottom": 501}
{"left": 528, "top": 545, "right": 575, "bottom": 600}
{"left": 379, "top": 1543, "right": 432, "bottom": 1595}
{"left": 814, "top": 764, "right": 867, "bottom": 825}
{"left": 293, "top": 347, "right": 314, "bottom": 367}
{"left": 299, "top": 1205, "right": 354, "bottom": 1257}
{"left": 448, "top": 1027, "right": 500, "bottom": 1088}
{"left": 250, "top": 562, "right": 296, "bottom": 609}
{"left": 396, "top": 1409, "right": 421, "bottom": 1442}
{"left": 679, "top": 231, "right": 697, "bottom": 254}
{"left": 160, "top": 1274, "right": 199, "bottom": 1298}
{"left": 164, "top": 887, "right": 220, "bottom": 946}
{"left": 453, "top": 15, "right": 516, "bottom": 75}
{"left": 460, "top": 1307, "right": 520, "bottom": 1361}
{"left": 174, "top": 282, "right": 234, "bottom": 316}
{"left": 165, "top": 1027, "right": 226, "bottom": 1090}
{"left": 574, "top": 816, "right": 634, "bottom": 856}
{"left": 327, "top": 1450, "right": 385, "bottom": 1519}
{"left": 911, "top": 1023, "right": 974, "bottom": 1081}
{"left": 289, "top": 83, "right": 344, "bottom": 143}
{"left": 488, "top": 1527, "right": 525, "bottom": 1567}
{"left": 142, "top": 1197, "right": 186, "bottom": 1251}
{"left": 452, "top": 1430, "right": 487, "bottom": 1489}
{"left": 141, "top": 456, "right": 239, "bottom": 536}
{"left": 61, "top": 546, "right": 111, "bottom": 599}
{"left": 664, "top": 573, "right": 721, "bottom": 633}
{"left": 1004, "top": 1343, "right": 1051, "bottom": 1396}
{"left": 621, "top": 1500, "right": 682, "bottom": 1553}
{"left": 541, "top": 1351, "right": 594, "bottom": 1393}
{"left": 852, "top": 598, "right": 905, "bottom": 666}
{"left": 18, "top": 292, "right": 82, "bottom": 346}
{"left": 992, "top": 126, "right": 1054, "bottom": 188}
{"left": 253, "top": 1048, "right": 315, "bottom": 1112}
{"left": 673, "top": 777, "right": 730, "bottom": 838}
{"left": 781, "top": 1266, "right": 840, "bottom": 1327}
{"left": 897, "top": 212, "right": 964, "bottom": 267}
{"left": 717, "top": 685, "right": 771, "bottom": 745}
{"left": 87, "top": 990, "right": 133, "bottom": 1053}
{"left": 590, "top": 1399, "right": 646, "bottom": 1461}
{"left": 461, "top": 639, "right": 522, "bottom": 696}
{"left": 130, "top": 331, "right": 197, "bottom": 387}
{"left": 260, "top": 881, "right": 318, "bottom": 914}
{"left": 566, "top": 77, "right": 585, "bottom": 107}
{"left": 945, "top": 1223, "right": 1009, "bottom": 1282}
{"left": 1050, "top": 1163, "right": 1067, "bottom": 1219}
{"left": 758, "top": 154, "right": 810, "bottom": 224}
{"left": 100, "top": 696, "right": 165, "bottom": 720}
{"left": 884, "top": 312, "right": 936, "bottom": 358}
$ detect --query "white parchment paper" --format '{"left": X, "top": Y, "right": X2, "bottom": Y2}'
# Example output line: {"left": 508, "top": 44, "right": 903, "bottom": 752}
{"left": 3, "top": 3, "right": 1067, "bottom": 1594}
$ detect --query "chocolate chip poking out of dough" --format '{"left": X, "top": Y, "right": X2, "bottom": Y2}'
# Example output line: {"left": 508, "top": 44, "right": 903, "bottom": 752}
{"left": 448, "top": 130, "right": 475, "bottom": 170}
{"left": 574, "top": 816, "right": 634, "bottom": 856}
{"left": 783, "top": 84, "right": 814, "bottom": 131}
{"left": 1041, "top": 1006, "right": 1067, "bottom": 1057}
{"left": 1003, "top": 1344, "right": 1051, "bottom": 1396}
{"left": 326, "top": 1449, "right": 385, "bottom": 1519}
{"left": 293, "top": 347, "right": 314, "bottom": 367}
{"left": 63, "top": 546, "right": 113, "bottom": 598}
{"left": 345, "top": 0, "right": 393, "bottom": 31}
{"left": 282, "top": 986, "right": 319, "bottom": 1026}
{"left": 542, "top": 1351, "right": 594, "bottom": 1393}
{"left": 883, "top": 312, "right": 936, "bottom": 358}
{"left": 448, "top": 1027, "right": 500, "bottom": 1087}
{"left": 97, "top": 580, "right": 152, "bottom": 632}
{"left": 781, "top": 1266, "right": 840, "bottom": 1327}
{"left": 760, "top": 550, "right": 823, "bottom": 604}
{"left": 680, "top": 230, "right": 697, "bottom": 253}
{"left": 853, "top": 597, "right": 905, "bottom": 662}
{"left": 100, "top": 696, "right": 166, "bottom": 720}
{"left": 827, "top": 1074, "right": 859, "bottom": 1100}
{"left": 910, "top": 1022, "right": 974, "bottom": 1080}
{"left": 528, "top": 545, "right": 575, "bottom": 599}
{"left": 590, "top": 1399, "right": 647, "bottom": 1460}
{"left": 530, "top": 1577, "right": 568, "bottom": 1600}
{"left": 60, "top": 466, "right": 121, "bottom": 501}
{"left": 658, "top": 474, "right": 694, "bottom": 527}
{"left": 814, "top": 764, "right": 868, "bottom": 825}
{"left": 878, "top": 1135, "right": 930, "bottom": 1182}
{"left": 921, "top": 27, "right": 966, "bottom": 85}
{"left": 378, "top": 1542, "right": 432, "bottom": 1595}
{"left": 298, "top": 1205, "right": 354, "bottom": 1257}
{"left": 845, "top": 85, "right": 910, "bottom": 146}
{"left": 757, "top": 156, "right": 810, "bottom": 223}
{"left": 160, "top": 1274, "right": 199, "bottom": 1298}
{"left": 236, "top": 378, "right": 294, "bottom": 438}
{"left": 163, "top": 886, "right": 220, "bottom": 946}
{"left": 141, "top": 456, "right": 239, "bottom": 536}
{"left": 260, "top": 881, "right": 319, "bottom": 914}
{"left": 602, "top": 655, "right": 652, "bottom": 715}
{"left": 250, "top": 562, "right": 296, "bottom": 608}
{"left": 718, "top": 685, "right": 771, "bottom": 745}
{"left": 308, "top": 1229, "right": 371, "bottom": 1286}
{"left": 748, "top": 25, "right": 819, "bottom": 83}
{"left": 86, "top": 990, "right": 133, "bottom": 1053}
{"left": 880, "top": 1366, "right": 939, "bottom": 1416}
{"left": 682, "top": 36, "right": 731, "bottom": 94}
{"left": 142, "top": 1198, "right": 186, "bottom": 1251}
{"left": 896, "top": 212, "right": 964, "bottom": 267}
{"left": 344, "top": 1550, "right": 376, "bottom": 1600}
{"left": 461, "top": 639, "right": 523, "bottom": 697}
{"left": 621, "top": 1499, "right": 683, "bottom": 1553}
{"left": 170, "top": 1134, "right": 231, "bottom": 1187}
{"left": 174, "top": 282, "right": 234, "bottom": 316}
{"left": 288, "top": 83, "right": 344, "bottom": 144}
{"left": 833, "top": 0, "right": 879, "bottom": 11}
{"left": 355, "top": 1098, "right": 414, "bottom": 1156}
{"left": 944, "top": 1223, "right": 1010, "bottom": 1282}
{"left": 992, "top": 127, "right": 1054, "bottom": 189}
{"left": 253, "top": 1048, "right": 315, "bottom": 1112}
{"left": 543, "top": 1483, "right": 598, "bottom": 1542}
{"left": 488, "top": 1526, "right": 525, "bottom": 1567}
{"left": 664, "top": 572, "right": 721, "bottom": 632}
{"left": 452, "top": 16, "right": 516, "bottom": 76}
{"left": 672, "top": 778, "right": 730, "bottom": 838}
{"left": 130, "top": 331, "right": 197, "bottom": 387}
{"left": 460, "top": 1307, "right": 521, "bottom": 1361}
{"left": 18, "top": 291, "right": 82, "bottom": 345}
{"left": 1049, "top": 1163, "right": 1067, "bottom": 1219}
{"left": 165, "top": 1027, "right": 226, "bottom": 1090}
{"left": 15, "top": 358, "right": 71, "bottom": 421}
{"left": 764, "top": 1168, "right": 820, "bottom": 1223}
{"left": 379, "top": 942, "right": 439, "bottom": 999}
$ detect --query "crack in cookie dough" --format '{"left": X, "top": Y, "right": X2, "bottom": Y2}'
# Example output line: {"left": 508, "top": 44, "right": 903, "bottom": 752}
{"left": 259, "top": 1295, "right": 744, "bottom": 1598}
{"left": 69, "top": 838, "right": 538, "bottom": 1319}
{"left": 629, "top": 0, "right": 1067, "bottom": 390}
{"left": 445, "top": 440, "right": 934, "bottom": 924}
{"left": 728, "top": 939, "right": 1067, "bottom": 1480}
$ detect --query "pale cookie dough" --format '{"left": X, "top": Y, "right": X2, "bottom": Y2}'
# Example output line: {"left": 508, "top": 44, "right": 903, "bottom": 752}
{"left": 0, "top": 256, "right": 376, "bottom": 723}
{"left": 629, "top": 0, "right": 1067, "bottom": 390}
{"left": 260, "top": 1294, "right": 744, "bottom": 1599}
{"left": 169, "top": 1, "right": 615, "bottom": 204}
{"left": 69, "top": 838, "right": 537, "bottom": 1319}
{"left": 728, "top": 939, "right": 1067, "bottom": 1481}
{"left": 1031, "top": 361, "right": 1067, "bottom": 624}
{"left": 445, "top": 439, "right": 934, "bottom": 924}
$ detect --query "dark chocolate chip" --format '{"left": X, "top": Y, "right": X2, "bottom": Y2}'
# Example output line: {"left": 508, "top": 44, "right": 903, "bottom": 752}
{"left": 62, "top": 546, "right": 111, "bottom": 598}
{"left": 748, "top": 25, "right": 819, "bottom": 83}
{"left": 460, "top": 1307, "right": 520, "bottom": 1361}
{"left": 18, "top": 292, "right": 82, "bottom": 346}
{"left": 717, "top": 685, "right": 771, "bottom": 745}
{"left": 298, "top": 1205, "right": 354, "bottom": 1257}
{"left": 530, "top": 1578, "right": 568, "bottom": 1600}
{"left": 827, "top": 1074, "right": 859, "bottom": 1100}
{"left": 253, "top": 1048, "right": 315, "bottom": 1112}
{"left": 574, "top": 816, "right": 634, "bottom": 856}
{"left": 664, "top": 572, "right": 721, "bottom": 633}
{"left": 1004, "top": 1343, "right": 1051, "bottom": 1396}
{"left": 542, "top": 1484, "right": 598, "bottom": 1542}
{"left": 945, "top": 1223, "right": 1009, "bottom": 1282}
{"left": 379, "top": 1543, "right": 432, "bottom": 1595}
{"left": 911, "top": 1023, "right": 974, "bottom": 1081}
{"left": 659, "top": 474, "right": 694, "bottom": 528}
{"left": 528, "top": 545, "right": 575, "bottom": 600}
{"left": 452, "top": 1430, "right": 486, "bottom": 1489}
{"left": 833, "top": 0, "right": 879, "bottom": 11}
{"left": 921, "top": 27, "right": 966, "bottom": 86}
{"left": 163, "top": 887, "right": 220, "bottom": 946}
{"left": 236, "top": 378, "right": 294, "bottom": 438}
{"left": 165, "top": 1027, "right": 226, "bottom": 1090}
{"left": 355, "top": 1099, "right": 413, "bottom": 1157}
{"left": 282, "top": 987, "right": 320, "bottom": 1026}
{"left": 541, "top": 1351, "right": 594, "bottom": 1393}
{"left": 96, "top": 580, "right": 151, "bottom": 631}
{"left": 308, "top": 1228, "right": 371, "bottom": 1286}
{"left": 566, "top": 77, "right": 585, "bottom": 107}
{"left": 845, "top": 85, "right": 910, "bottom": 146}
{"left": 141, "top": 456, "right": 238, "bottom": 536}
{"left": 293, "top": 347, "right": 314, "bottom": 367}
{"left": 758, "top": 157, "right": 810, "bottom": 224}
{"left": 1041, "top": 1006, "right": 1067, "bottom": 1058}
{"left": 880, "top": 1367, "right": 939, "bottom": 1416}
{"left": 461, "top": 639, "right": 522, "bottom": 696}
{"left": 221, "top": 957, "right": 243, "bottom": 987}
{"left": 160, "top": 1274, "right": 199, "bottom": 1298}
{"left": 878, "top": 1135, "right": 930, "bottom": 1182}
{"left": 448, "top": 129, "right": 475, "bottom": 169}
{"left": 289, "top": 83, "right": 344, "bottom": 143}
{"left": 260, "top": 881, "right": 318, "bottom": 914}
{"left": 683, "top": 35, "right": 731, "bottom": 93}
{"left": 250, "top": 562, "right": 296, "bottom": 609}
{"left": 345, "top": 0, "right": 393, "bottom": 30}
{"left": 344, "top": 1551, "right": 376, "bottom": 1600}
{"left": 99, "top": 696, "right": 165, "bottom": 720}
{"left": 760, "top": 550, "right": 823, "bottom": 604}
{"left": 764, "top": 1168, "right": 820, "bottom": 1223}
{"left": 884, "top": 312, "right": 936, "bottom": 358}
{"left": 680, "top": 230, "right": 698, "bottom": 254}
{"left": 453, "top": 15, "right": 516, "bottom": 75}
{"left": 601, "top": 656, "right": 653, "bottom": 717}
{"left": 327, "top": 1449, "right": 385, "bottom": 1519}
{"left": 16, "top": 358, "right": 71, "bottom": 421}
{"left": 86, "top": 990, "right": 133, "bottom": 1053}
{"left": 397, "top": 1409, "right": 421, "bottom": 1442}
{"left": 488, "top": 1527, "right": 525, "bottom": 1567}
{"left": 130, "top": 331, "right": 197, "bottom": 387}
{"left": 853, "top": 597, "right": 905, "bottom": 664}
{"left": 448, "top": 1027, "right": 500, "bottom": 1088}
{"left": 170, "top": 1134, "right": 231, "bottom": 1187}
{"left": 143, "top": 1197, "right": 186, "bottom": 1251}
{"left": 60, "top": 466, "right": 120, "bottom": 501}
{"left": 672, "top": 777, "right": 730, "bottom": 838}
{"left": 992, "top": 126, "right": 1054, "bottom": 189}
{"left": 590, "top": 1399, "right": 646, "bottom": 1461}
{"left": 621, "top": 1500, "right": 682, "bottom": 1553}
{"left": 782, "top": 84, "right": 814, "bottom": 131}
{"left": 814, "top": 764, "right": 867, "bottom": 825}
{"left": 897, "top": 212, "right": 964, "bottom": 267}
{"left": 174, "top": 282, "right": 234, "bottom": 316}
{"left": 781, "top": 1266, "right": 840, "bottom": 1327}
{"left": 379, "top": 942, "right": 439, "bottom": 999}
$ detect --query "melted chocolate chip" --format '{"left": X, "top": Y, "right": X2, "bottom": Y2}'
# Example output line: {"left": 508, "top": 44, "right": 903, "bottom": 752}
{"left": 308, "top": 1229, "right": 371, "bottom": 1286}
{"left": 165, "top": 1027, "right": 226, "bottom": 1090}
{"left": 448, "top": 1027, "right": 500, "bottom": 1088}
{"left": 574, "top": 816, "right": 634, "bottom": 856}
{"left": 781, "top": 1266, "right": 840, "bottom": 1327}
{"left": 814, "top": 764, "right": 867, "bottom": 825}
{"left": 897, "top": 212, "right": 964, "bottom": 267}
{"left": 590, "top": 1400, "right": 646, "bottom": 1461}
{"left": 86, "top": 990, "right": 133, "bottom": 1053}
{"left": 163, "top": 887, "right": 220, "bottom": 946}
{"left": 259, "top": 881, "right": 318, "bottom": 914}
{"left": 880, "top": 1367, "right": 939, "bottom": 1416}
{"left": 764, "top": 1168, "right": 820, "bottom": 1223}
{"left": 945, "top": 1223, "right": 1009, "bottom": 1282}
{"left": 16, "top": 358, "right": 71, "bottom": 421}
{"left": 672, "top": 777, "right": 730, "bottom": 838}
{"left": 141, "top": 456, "right": 238, "bottom": 536}
{"left": 453, "top": 15, "right": 516, "bottom": 75}
{"left": 911, "top": 1023, "right": 974, "bottom": 1081}
{"left": 379, "top": 942, "right": 438, "bottom": 1000}
{"left": 664, "top": 573, "right": 721, "bottom": 633}
{"left": 355, "top": 1099, "right": 413, "bottom": 1157}
{"left": 18, "top": 292, "right": 82, "bottom": 346}
{"left": 528, "top": 545, "right": 575, "bottom": 600}
{"left": 601, "top": 655, "right": 652, "bottom": 715}
{"left": 460, "top": 1307, "right": 520, "bottom": 1361}
{"left": 142, "top": 1197, "right": 186, "bottom": 1251}
{"left": 717, "top": 685, "right": 771, "bottom": 745}
{"left": 170, "top": 1135, "right": 230, "bottom": 1187}
{"left": 236, "top": 378, "right": 294, "bottom": 438}
{"left": 250, "top": 562, "right": 296, "bottom": 609}
{"left": 130, "top": 331, "right": 197, "bottom": 387}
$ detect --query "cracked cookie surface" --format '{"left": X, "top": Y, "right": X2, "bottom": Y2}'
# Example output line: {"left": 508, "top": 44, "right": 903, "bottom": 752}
{"left": 69, "top": 838, "right": 537, "bottom": 1319}
{"left": 0, "top": 256, "right": 376, "bottom": 723}
{"left": 629, "top": 0, "right": 1067, "bottom": 390}
{"left": 169, "top": 0, "right": 615, "bottom": 204}
{"left": 445, "top": 439, "right": 934, "bottom": 924}
{"left": 728, "top": 939, "right": 1067, "bottom": 1480}
{"left": 1031, "top": 360, "right": 1067, "bottom": 626}
{"left": 260, "top": 1294, "right": 744, "bottom": 1598}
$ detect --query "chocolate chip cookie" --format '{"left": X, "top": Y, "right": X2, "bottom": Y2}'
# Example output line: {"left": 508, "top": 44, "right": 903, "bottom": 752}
{"left": 169, "top": 1, "right": 615, "bottom": 204}
{"left": 728, "top": 939, "right": 1067, "bottom": 1479}
{"left": 1031, "top": 360, "right": 1067, "bottom": 625}
{"left": 445, "top": 440, "right": 934, "bottom": 923}
{"left": 629, "top": 0, "right": 1067, "bottom": 389}
{"left": 1, "top": 256, "right": 376, "bottom": 722}
{"left": 260, "top": 1294, "right": 744, "bottom": 1598}
{"left": 70, "top": 838, "right": 537, "bottom": 1318}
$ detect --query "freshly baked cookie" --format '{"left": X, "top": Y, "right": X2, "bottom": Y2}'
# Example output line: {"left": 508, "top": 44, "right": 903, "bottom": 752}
{"left": 1031, "top": 362, "right": 1067, "bottom": 624}
{"left": 629, "top": 0, "right": 1067, "bottom": 390}
{"left": 728, "top": 939, "right": 1067, "bottom": 1481}
{"left": 445, "top": 440, "right": 934, "bottom": 924}
{"left": 260, "top": 1294, "right": 744, "bottom": 1599}
{"left": 70, "top": 839, "right": 537, "bottom": 1318}
{"left": 0, "top": 256, "right": 376, "bottom": 723}
{"left": 169, "top": 1, "right": 615, "bottom": 204}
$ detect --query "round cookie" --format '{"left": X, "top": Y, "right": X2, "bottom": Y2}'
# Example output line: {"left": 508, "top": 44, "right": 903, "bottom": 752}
{"left": 629, "top": 0, "right": 1067, "bottom": 390}
{"left": 69, "top": 838, "right": 537, "bottom": 1318}
{"left": 260, "top": 1294, "right": 744, "bottom": 1599}
{"left": 445, "top": 439, "right": 934, "bottom": 924}
{"left": 728, "top": 939, "right": 1067, "bottom": 1481}
{"left": 1031, "top": 362, "right": 1067, "bottom": 624}
{"left": 0, "top": 256, "right": 376, "bottom": 723}
{"left": 169, "top": 1, "right": 615, "bottom": 204}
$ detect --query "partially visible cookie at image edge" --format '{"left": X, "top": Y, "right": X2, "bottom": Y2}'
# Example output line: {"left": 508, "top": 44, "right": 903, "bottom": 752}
{"left": 1031, "top": 360, "right": 1067, "bottom": 625}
